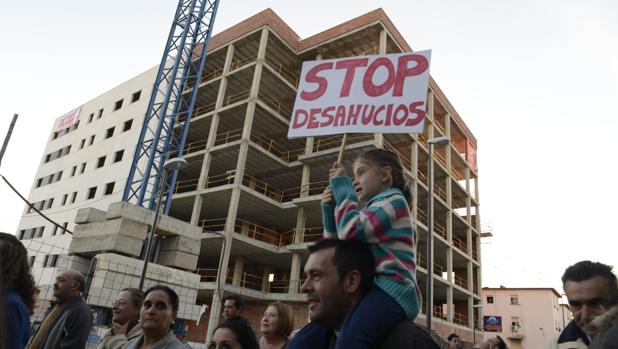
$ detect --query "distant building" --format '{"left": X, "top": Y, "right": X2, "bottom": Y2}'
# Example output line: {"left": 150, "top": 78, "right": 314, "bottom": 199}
{"left": 482, "top": 287, "right": 570, "bottom": 349}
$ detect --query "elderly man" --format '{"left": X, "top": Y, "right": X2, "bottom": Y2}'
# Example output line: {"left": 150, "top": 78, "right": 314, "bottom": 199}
{"left": 27, "top": 270, "right": 93, "bottom": 349}
{"left": 288, "top": 239, "right": 439, "bottom": 349}
{"left": 547, "top": 261, "right": 618, "bottom": 349}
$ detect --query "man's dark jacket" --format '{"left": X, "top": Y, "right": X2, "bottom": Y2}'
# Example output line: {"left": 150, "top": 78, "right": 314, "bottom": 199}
{"left": 31, "top": 296, "right": 93, "bottom": 349}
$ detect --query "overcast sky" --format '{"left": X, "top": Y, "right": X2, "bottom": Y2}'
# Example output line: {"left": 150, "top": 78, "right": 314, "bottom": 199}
{"left": 1, "top": 0, "right": 616, "bottom": 293}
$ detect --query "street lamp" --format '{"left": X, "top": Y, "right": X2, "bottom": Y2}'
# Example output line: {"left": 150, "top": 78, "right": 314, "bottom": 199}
{"left": 473, "top": 303, "right": 483, "bottom": 345}
{"left": 138, "top": 157, "right": 188, "bottom": 290}
{"left": 426, "top": 136, "right": 449, "bottom": 334}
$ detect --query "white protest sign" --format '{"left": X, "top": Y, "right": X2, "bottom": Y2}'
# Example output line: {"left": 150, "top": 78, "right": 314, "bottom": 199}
{"left": 287, "top": 50, "right": 431, "bottom": 138}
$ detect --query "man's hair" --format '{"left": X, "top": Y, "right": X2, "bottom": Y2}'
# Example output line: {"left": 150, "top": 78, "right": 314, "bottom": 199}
{"left": 447, "top": 333, "right": 459, "bottom": 341}
{"left": 495, "top": 336, "right": 507, "bottom": 349}
{"left": 562, "top": 260, "right": 618, "bottom": 304}
{"left": 308, "top": 239, "right": 375, "bottom": 295}
{"left": 72, "top": 271, "right": 86, "bottom": 293}
{"left": 121, "top": 287, "right": 145, "bottom": 309}
{"left": 224, "top": 294, "right": 243, "bottom": 309}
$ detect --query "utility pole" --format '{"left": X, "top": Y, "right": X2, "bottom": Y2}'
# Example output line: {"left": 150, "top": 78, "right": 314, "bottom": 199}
{"left": 0, "top": 114, "right": 18, "bottom": 168}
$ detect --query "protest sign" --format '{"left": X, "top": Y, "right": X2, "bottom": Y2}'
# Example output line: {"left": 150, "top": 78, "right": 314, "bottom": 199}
{"left": 288, "top": 50, "right": 431, "bottom": 138}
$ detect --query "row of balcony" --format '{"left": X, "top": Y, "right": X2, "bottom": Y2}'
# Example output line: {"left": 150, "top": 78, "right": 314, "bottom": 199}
{"left": 196, "top": 267, "right": 302, "bottom": 294}
{"left": 200, "top": 217, "right": 323, "bottom": 246}
{"left": 175, "top": 169, "right": 329, "bottom": 203}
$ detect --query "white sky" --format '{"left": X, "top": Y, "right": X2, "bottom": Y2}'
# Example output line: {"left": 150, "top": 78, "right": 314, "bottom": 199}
{"left": 1, "top": 0, "right": 617, "bottom": 293}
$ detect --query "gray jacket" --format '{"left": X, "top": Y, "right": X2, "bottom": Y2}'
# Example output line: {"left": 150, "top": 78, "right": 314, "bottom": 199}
{"left": 122, "top": 331, "right": 190, "bottom": 349}
{"left": 33, "top": 296, "right": 93, "bottom": 349}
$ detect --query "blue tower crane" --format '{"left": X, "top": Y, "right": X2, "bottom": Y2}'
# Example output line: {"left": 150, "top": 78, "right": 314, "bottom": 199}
{"left": 123, "top": 0, "right": 220, "bottom": 214}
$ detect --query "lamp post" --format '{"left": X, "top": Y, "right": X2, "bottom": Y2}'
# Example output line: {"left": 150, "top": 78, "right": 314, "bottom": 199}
{"left": 138, "top": 157, "right": 188, "bottom": 290}
{"left": 426, "top": 136, "right": 449, "bottom": 334}
{"left": 473, "top": 303, "right": 483, "bottom": 345}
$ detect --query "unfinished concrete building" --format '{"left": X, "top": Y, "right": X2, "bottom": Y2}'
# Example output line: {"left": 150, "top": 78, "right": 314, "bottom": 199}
{"left": 168, "top": 9, "right": 482, "bottom": 343}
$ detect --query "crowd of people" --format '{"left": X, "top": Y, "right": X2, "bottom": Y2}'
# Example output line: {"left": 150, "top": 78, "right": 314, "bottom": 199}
{"left": 2, "top": 149, "right": 618, "bottom": 349}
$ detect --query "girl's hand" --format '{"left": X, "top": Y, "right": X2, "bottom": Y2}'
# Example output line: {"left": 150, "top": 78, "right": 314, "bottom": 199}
{"left": 321, "top": 186, "right": 333, "bottom": 204}
{"left": 329, "top": 162, "right": 346, "bottom": 178}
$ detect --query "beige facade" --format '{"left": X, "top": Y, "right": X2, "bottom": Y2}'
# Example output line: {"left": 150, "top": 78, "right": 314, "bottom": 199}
{"left": 482, "top": 287, "right": 570, "bottom": 349}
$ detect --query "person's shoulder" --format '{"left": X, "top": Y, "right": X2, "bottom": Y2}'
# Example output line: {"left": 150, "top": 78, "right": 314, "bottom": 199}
{"left": 369, "top": 189, "right": 407, "bottom": 205}
{"left": 379, "top": 320, "right": 441, "bottom": 349}
{"left": 4, "top": 291, "right": 28, "bottom": 315}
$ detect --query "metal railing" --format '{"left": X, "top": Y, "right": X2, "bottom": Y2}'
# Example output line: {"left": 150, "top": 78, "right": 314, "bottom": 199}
{"left": 249, "top": 131, "right": 304, "bottom": 162}
{"left": 183, "top": 138, "right": 209, "bottom": 154}
{"left": 258, "top": 89, "right": 293, "bottom": 119}
{"left": 229, "top": 55, "right": 257, "bottom": 71}
{"left": 452, "top": 236, "right": 468, "bottom": 253}
{"left": 265, "top": 56, "right": 299, "bottom": 86}
{"left": 454, "top": 275, "right": 468, "bottom": 289}
{"left": 384, "top": 139, "right": 412, "bottom": 170}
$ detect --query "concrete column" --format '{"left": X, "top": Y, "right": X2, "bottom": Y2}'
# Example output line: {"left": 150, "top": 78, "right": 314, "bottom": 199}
{"left": 447, "top": 284, "right": 454, "bottom": 323}
{"left": 288, "top": 253, "right": 302, "bottom": 294}
{"left": 465, "top": 167, "right": 472, "bottom": 224}
{"left": 232, "top": 256, "right": 244, "bottom": 286}
{"left": 190, "top": 44, "right": 234, "bottom": 226}
{"left": 468, "top": 296, "right": 474, "bottom": 329}
{"left": 379, "top": 28, "right": 387, "bottom": 54}
{"left": 261, "top": 266, "right": 273, "bottom": 292}
{"left": 373, "top": 29, "right": 388, "bottom": 147}
{"left": 467, "top": 260, "right": 474, "bottom": 293}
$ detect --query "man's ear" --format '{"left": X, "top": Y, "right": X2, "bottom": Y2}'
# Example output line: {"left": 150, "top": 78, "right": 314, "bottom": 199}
{"left": 342, "top": 270, "right": 362, "bottom": 294}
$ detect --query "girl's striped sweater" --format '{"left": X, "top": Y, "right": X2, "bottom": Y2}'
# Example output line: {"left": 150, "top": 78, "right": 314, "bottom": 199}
{"left": 321, "top": 176, "right": 421, "bottom": 319}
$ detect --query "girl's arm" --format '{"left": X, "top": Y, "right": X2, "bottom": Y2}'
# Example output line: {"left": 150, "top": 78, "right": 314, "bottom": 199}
{"left": 330, "top": 176, "right": 411, "bottom": 244}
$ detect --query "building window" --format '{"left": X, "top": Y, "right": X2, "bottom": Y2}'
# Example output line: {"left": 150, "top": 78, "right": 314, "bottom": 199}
{"left": 96, "top": 156, "right": 106, "bottom": 168}
{"left": 104, "top": 182, "right": 115, "bottom": 195}
{"left": 61, "top": 194, "right": 68, "bottom": 206}
{"left": 18, "top": 230, "right": 25, "bottom": 239}
{"left": 88, "top": 113, "right": 94, "bottom": 123}
{"left": 105, "top": 127, "right": 115, "bottom": 139}
{"left": 44, "top": 255, "right": 58, "bottom": 267}
{"left": 80, "top": 162, "right": 86, "bottom": 174}
{"left": 87, "top": 186, "right": 97, "bottom": 199}
{"left": 28, "top": 256, "right": 35, "bottom": 267}
{"left": 62, "top": 222, "right": 68, "bottom": 234}
{"left": 131, "top": 90, "right": 141, "bottom": 103}
{"left": 510, "top": 296, "right": 519, "bottom": 305}
{"left": 114, "top": 150, "right": 124, "bottom": 163}
{"left": 89, "top": 134, "right": 95, "bottom": 145}
{"left": 36, "top": 178, "right": 43, "bottom": 188}
{"left": 71, "top": 166, "right": 77, "bottom": 177}
{"left": 97, "top": 108, "right": 104, "bottom": 119}
{"left": 46, "top": 198, "right": 54, "bottom": 209}
{"left": 36, "top": 226, "right": 45, "bottom": 238}
{"left": 114, "top": 99, "right": 124, "bottom": 111}
{"left": 71, "top": 191, "right": 77, "bottom": 204}
{"left": 122, "top": 119, "right": 133, "bottom": 132}
{"left": 487, "top": 296, "right": 494, "bottom": 304}
{"left": 52, "top": 225, "right": 58, "bottom": 236}
{"left": 56, "top": 171, "right": 63, "bottom": 182}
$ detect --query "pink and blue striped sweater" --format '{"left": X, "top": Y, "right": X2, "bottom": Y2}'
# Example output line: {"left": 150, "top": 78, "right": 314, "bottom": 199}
{"left": 321, "top": 176, "right": 421, "bottom": 319}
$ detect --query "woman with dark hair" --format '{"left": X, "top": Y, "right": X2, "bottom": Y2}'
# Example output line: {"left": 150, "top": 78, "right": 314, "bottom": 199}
{"left": 0, "top": 232, "right": 38, "bottom": 349}
{"left": 123, "top": 285, "right": 189, "bottom": 349}
{"left": 209, "top": 317, "right": 259, "bottom": 349}
{"left": 97, "top": 288, "right": 144, "bottom": 349}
